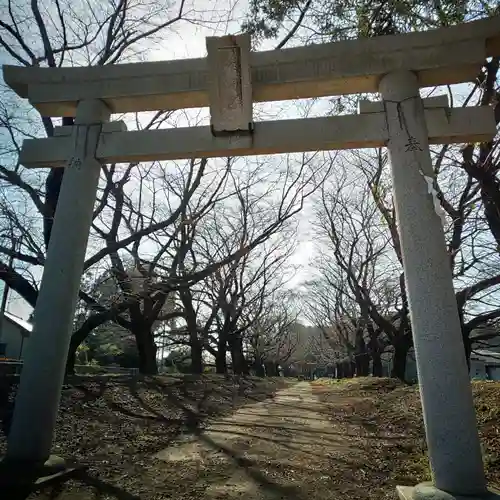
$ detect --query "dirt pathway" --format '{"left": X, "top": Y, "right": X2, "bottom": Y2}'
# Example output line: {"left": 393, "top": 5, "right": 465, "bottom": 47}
{"left": 153, "top": 382, "right": 358, "bottom": 500}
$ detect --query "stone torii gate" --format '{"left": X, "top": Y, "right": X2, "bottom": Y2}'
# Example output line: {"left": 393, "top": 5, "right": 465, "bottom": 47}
{"left": 2, "top": 16, "right": 500, "bottom": 499}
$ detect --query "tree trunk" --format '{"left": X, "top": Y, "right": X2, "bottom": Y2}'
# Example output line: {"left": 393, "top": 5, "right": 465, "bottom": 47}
{"left": 367, "top": 323, "right": 383, "bottom": 377}
{"left": 355, "top": 330, "right": 370, "bottom": 376}
{"left": 355, "top": 356, "right": 362, "bottom": 376}
{"left": 391, "top": 338, "right": 410, "bottom": 381}
{"left": 254, "top": 361, "right": 265, "bottom": 377}
{"left": 371, "top": 351, "right": 383, "bottom": 377}
{"left": 480, "top": 175, "right": 500, "bottom": 250}
{"left": 230, "top": 335, "right": 248, "bottom": 375}
{"left": 456, "top": 308, "right": 472, "bottom": 371}
{"left": 336, "top": 362, "right": 343, "bottom": 379}
{"left": 186, "top": 328, "right": 203, "bottom": 373}
{"left": 134, "top": 324, "right": 158, "bottom": 375}
{"left": 65, "top": 346, "right": 77, "bottom": 375}
{"left": 348, "top": 360, "right": 355, "bottom": 378}
{"left": 264, "top": 361, "right": 276, "bottom": 376}
{"left": 355, "top": 353, "right": 370, "bottom": 377}
{"left": 44, "top": 117, "right": 73, "bottom": 250}
{"left": 215, "top": 334, "right": 227, "bottom": 374}
{"left": 138, "top": 344, "right": 157, "bottom": 374}
{"left": 190, "top": 334, "right": 203, "bottom": 374}
{"left": 179, "top": 289, "right": 203, "bottom": 374}
{"left": 0, "top": 375, "right": 14, "bottom": 437}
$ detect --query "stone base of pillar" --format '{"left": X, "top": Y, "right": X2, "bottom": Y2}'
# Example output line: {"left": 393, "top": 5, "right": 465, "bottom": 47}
{"left": 398, "top": 483, "right": 500, "bottom": 500}
{"left": 0, "top": 454, "right": 79, "bottom": 489}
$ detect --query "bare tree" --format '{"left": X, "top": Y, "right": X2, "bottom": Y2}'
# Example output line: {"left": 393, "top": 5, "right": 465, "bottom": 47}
{"left": 0, "top": 0, "right": 197, "bottom": 256}
{"left": 363, "top": 144, "right": 500, "bottom": 367}
{"left": 3, "top": 1, "right": 322, "bottom": 375}
{"left": 169, "top": 153, "right": 324, "bottom": 373}
{"left": 309, "top": 136, "right": 500, "bottom": 381}
{"left": 0, "top": 0, "right": 235, "bottom": 296}
{"left": 244, "top": 2, "right": 500, "bottom": 379}
{"left": 0, "top": 0, "right": 204, "bottom": 354}
{"left": 245, "top": 291, "right": 300, "bottom": 376}
{"left": 306, "top": 162, "right": 396, "bottom": 377}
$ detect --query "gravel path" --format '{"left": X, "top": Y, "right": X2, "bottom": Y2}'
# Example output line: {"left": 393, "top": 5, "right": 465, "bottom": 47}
{"left": 154, "top": 382, "right": 354, "bottom": 500}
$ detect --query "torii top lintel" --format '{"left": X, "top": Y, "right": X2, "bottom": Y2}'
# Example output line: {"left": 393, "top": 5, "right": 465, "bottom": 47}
{"left": 3, "top": 16, "right": 500, "bottom": 117}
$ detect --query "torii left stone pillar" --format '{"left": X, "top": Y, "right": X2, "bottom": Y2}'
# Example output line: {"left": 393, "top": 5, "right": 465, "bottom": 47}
{"left": 5, "top": 99, "right": 111, "bottom": 468}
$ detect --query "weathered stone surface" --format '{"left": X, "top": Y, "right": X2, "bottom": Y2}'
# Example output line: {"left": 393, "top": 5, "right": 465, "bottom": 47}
{"left": 358, "top": 95, "right": 449, "bottom": 114}
{"left": 18, "top": 106, "right": 495, "bottom": 168}
{"left": 0, "top": 454, "right": 77, "bottom": 488}
{"left": 397, "top": 483, "right": 500, "bottom": 500}
{"left": 380, "top": 70, "right": 486, "bottom": 495}
{"left": 3, "top": 17, "right": 499, "bottom": 116}
{"left": 6, "top": 100, "right": 111, "bottom": 463}
{"left": 206, "top": 34, "right": 252, "bottom": 134}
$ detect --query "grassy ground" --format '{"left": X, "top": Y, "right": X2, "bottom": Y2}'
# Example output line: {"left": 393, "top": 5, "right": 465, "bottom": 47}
{"left": 0, "top": 376, "right": 498, "bottom": 499}
{"left": 0, "top": 374, "right": 289, "bottom": 499}
{"left": 311, "top": 377, "right": 500, "bottom": 497}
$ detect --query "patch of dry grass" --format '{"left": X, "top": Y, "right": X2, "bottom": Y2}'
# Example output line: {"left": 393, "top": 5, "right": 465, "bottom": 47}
{"left": 473, "top": 381, "right": 500, "bottom": 477}
{"left": 312, "top": 377, "right": 500, "bottom": 498}
{"left": 0, "top": 374, "right": 288, "bottom": 499}
{"left": 1, "top": 376, "right": 497, "bottom": 499}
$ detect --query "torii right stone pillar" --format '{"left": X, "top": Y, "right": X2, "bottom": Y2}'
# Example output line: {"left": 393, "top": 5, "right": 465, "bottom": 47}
{"left": 379, "top": 70, "right": 488, "bottom": 498}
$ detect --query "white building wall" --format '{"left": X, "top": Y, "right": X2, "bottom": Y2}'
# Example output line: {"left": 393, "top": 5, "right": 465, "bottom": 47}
{"left": 0, "top": 317, "right": 26, "bottom": 359}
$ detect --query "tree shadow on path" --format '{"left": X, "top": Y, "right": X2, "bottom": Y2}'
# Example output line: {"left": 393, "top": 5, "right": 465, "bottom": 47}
{"left": 1, "top": 468, "right": 142, "bottom": 500}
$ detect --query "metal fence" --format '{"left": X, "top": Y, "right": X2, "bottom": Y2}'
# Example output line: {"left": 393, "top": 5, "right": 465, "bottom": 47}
{"left": 0, "top": 360, "right": 22, "bottom": 375}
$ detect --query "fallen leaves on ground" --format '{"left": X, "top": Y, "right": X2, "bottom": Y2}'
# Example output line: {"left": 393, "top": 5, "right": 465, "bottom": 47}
{"left": 312, "top": 377, "right": 500, "bottom": 499}
{"left": 0, "top": 374, "right": 288, "bottom": 499}
{"left": 1, "top": 376, "right": 498, "bottom": 500}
